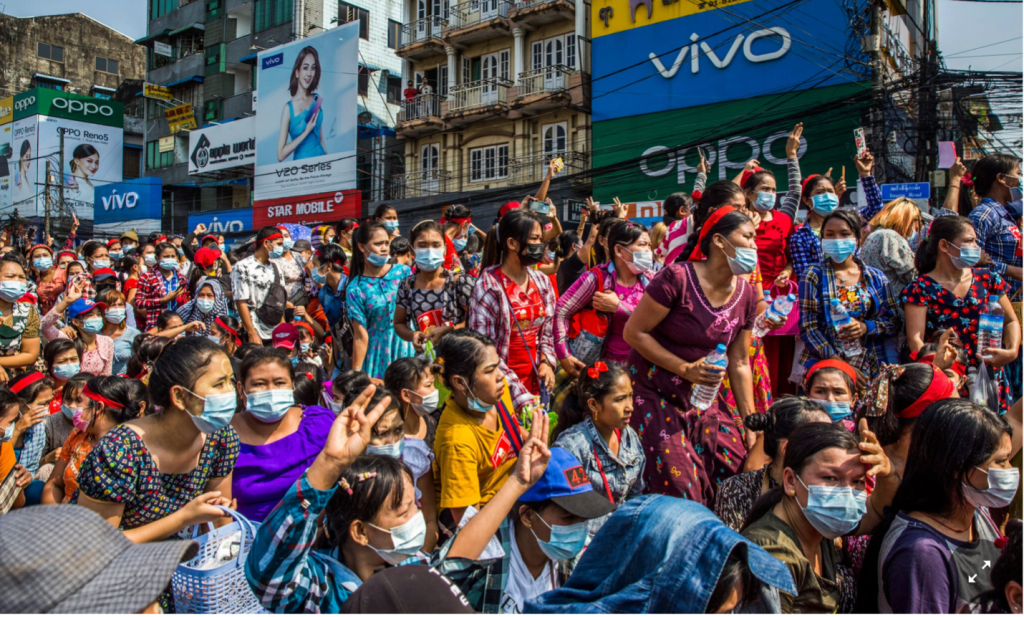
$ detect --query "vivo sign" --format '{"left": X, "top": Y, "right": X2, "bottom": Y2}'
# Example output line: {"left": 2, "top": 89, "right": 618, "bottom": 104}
{"left": 94, "top": 178, "right": 163, "bottom": 224}
{"left": 101, "top": 190, "right": 141, "bottom": 211}
{"left": 650, "top": 28, "right": 791, "bottom": 78}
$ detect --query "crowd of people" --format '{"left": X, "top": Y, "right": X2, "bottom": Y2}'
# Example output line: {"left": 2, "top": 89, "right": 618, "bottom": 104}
{"left": 0, "top": 132, "right": 1021, "bottom": 614}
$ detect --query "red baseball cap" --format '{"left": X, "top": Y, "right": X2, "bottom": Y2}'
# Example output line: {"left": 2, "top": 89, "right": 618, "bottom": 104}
{"left": 193, "top": 247, "right": 222, "bottom": 270}
{"left": 272, "top": 323, "right": 300, "bottom": 350}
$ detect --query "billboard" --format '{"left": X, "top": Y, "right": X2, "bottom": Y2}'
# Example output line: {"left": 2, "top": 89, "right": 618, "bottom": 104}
{"left": 36, "top": 115, "right": 124, "bottom": 220}
{"left": 188, "top": 116, "right": 256, "bottom": 175}
{"left": 254, "top": 21, "right": 359, "bottom": 202}
{"left": 591, "top": 0, "right": 865, "bottom": 121}
{"left": 592, "top": 82, "right": 869, "bottom": 203}
{"left": 252, "top": 189, "right": 361, "bottom": 229}
{"left": 10, "top": 117, "right": 38, "bottom": 213}
{"left": 0, "top": 121, "right": 11, "bottom": 212}
{"left": 187, "top": 207, "right": 254, "bottom": 236}
{"left": 94, "top": 177, "right": 162, "bottom": 237}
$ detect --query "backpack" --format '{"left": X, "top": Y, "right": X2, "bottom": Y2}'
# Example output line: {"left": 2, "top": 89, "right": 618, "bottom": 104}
{"left": 255, "top": 262, "right": 287, "bottom": 329}
{"left": 566, "top": 267, "right": 610, "bottom": 366}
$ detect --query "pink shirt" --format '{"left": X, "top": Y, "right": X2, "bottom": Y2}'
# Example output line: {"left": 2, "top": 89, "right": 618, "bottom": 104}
{"left": 604, "top": 280, "right": 645, "bottom": 362}
{"left": 41, "top": 307, "right": 114, "bottom": 376}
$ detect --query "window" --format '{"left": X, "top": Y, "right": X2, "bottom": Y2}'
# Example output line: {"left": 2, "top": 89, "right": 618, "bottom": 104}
{"left": 146, "top": 140, "right": 175, "bottom": 170}
{"left": 462, "top": 57, "right": 471, "bottom": 85}
{"left": 338, "top": 2, "right": 370, "bottom": 40}
{"left": 37, "top": 43, "right": 64, "bottom": 62}
{"left": 439, "top": 65, "right": 448, "bottom": 96}
{"left": 531, "top": 41, "right": 543, "bottom": 72}
{"left": 543, "top": 122, "right": 567, "bottom": 160}
{"left": 91, "top": 88, "right": 112, "bottom": 100}
{"left": 385, "top": 76, "right": 402, "bottom": 104}
{"left": 387, "top": 19, "right": 401, "bottom": 49}
{"left": 358, "top": 67, "right": 369, "bottom": 96}
{"left": 204, "top": 99, "right": 221, "bottom": 123}
{"left": 254, "top": 0, "right": 293, "bottom": 31}
{"left": 95, "top": 57, "right": 120, "bottom": 74}
{"left": 534, "top": 34, "right": 576, "bottom": 70}
{"left": 151, "top": 0, "right": 175, "bottom": 19}
{"left": 207, "top": 0, "right": 222, "bottom": 19}
{"left": 35, "top": 78, "right": 64, "bottom": 92}
{"left": 205, "top": 44, "right": 225, "bottom": 76}
{"left": 565, "top": 33, "right": 576, "bottom": 70}
{"left": 469, "top": 144, "right": 509, "bottom": 182}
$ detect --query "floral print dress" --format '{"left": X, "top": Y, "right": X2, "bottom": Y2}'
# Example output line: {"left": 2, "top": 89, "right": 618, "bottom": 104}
{"left": 346, "top": 263, "right": 416, "bottom": 379}
{"left": 724, "top": 266, "right": 773, "bottom": 420}
{"left": 901, "top": 269, "right": 1011, "bottom": 414}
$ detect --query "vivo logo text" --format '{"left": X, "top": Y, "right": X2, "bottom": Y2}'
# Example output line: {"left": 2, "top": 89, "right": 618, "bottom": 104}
{"left": 101, "top": 191, "right": 139, "bottom": 211}
{"left": 207, "top": 217, "right": 246, "bottom": 233}
{"left": 262, "top": 53, "right": 284, "bottom": 70}
{"left": 650, "top": 27, "right": 791, "bottom": 78}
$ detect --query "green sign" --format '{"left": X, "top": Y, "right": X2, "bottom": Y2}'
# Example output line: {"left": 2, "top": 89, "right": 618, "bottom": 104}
{"left": 12, "top": 89, "right": 123, "bottom": 128}
{"left": 592, "top": 82, "right": 871, "bottom": 204}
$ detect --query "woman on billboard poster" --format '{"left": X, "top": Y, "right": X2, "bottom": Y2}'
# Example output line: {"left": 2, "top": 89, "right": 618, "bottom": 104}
{"left": 277, "top": 46, "right": 327, "bottom": 162}
{"left": 12, "top": 140, "right": 33, "bottom": 207}
{"left": 64, "top": 144, "right": 100, "bottom": 208}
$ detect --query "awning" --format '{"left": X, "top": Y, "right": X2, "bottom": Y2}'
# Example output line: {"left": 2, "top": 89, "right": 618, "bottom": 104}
{"left": 92, "top": 85, "right": 117, "bottom": 92}
{"left": 239, "top": 52, "right": 258, "bottom": 63}
{"left": 163, "top": 75, "right": 204, "bottom": 88}
{"left": 359, "top": 60, "right": 382, "bottom": 72}
{"left": 134, "top": 29, "right": 171, "bottom": 45}
{"left": 34, "top": 73, "right": 70, "bottom": 83}
{"left": 168, "top": 22, "right": 205, "bottom": 36}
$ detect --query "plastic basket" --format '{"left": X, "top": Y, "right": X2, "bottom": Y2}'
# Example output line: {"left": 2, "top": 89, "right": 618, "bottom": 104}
{"left": 171, "top": 506, "right": 266, "bottom": 614}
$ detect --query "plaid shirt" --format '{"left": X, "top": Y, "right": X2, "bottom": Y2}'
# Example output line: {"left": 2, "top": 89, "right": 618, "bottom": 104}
{"left": 17, "top": 423, "right": 46, "bottom": 475}
{"left": 135, "top": 268, "right": 189, "bottom": 330}
{"left": 798, "top": 258, "right": 900, "bottom": 369}
{"left": 467, "top": 265, "right": 557, "bottom": 411}
{"left": 788, "top": 175, "right": 884, "bottom": 283}
{"left": 245, "top": 473, "right": 425, "bottom": 613}
{"left": 969, "top": 197, "right": 1022, "bottom": 298}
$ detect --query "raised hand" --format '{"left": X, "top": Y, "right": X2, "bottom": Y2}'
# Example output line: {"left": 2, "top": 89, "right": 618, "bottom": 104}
{"left": 697, "top": 148, "right": 709, "bottom": 174}
{"left": 322, "top": 385, "right": 391, "bottom": 468}
{"left": 512, "top": 408, "right": 552, "bottom": 489}
{"left": 858, "top": 418, "right": 891, "bottom": 478}
{"left": 786, "top": 123, "right": 804, "bottom": 159}
{"left": 855, "top": 150, "right": 875, "bottom": 177}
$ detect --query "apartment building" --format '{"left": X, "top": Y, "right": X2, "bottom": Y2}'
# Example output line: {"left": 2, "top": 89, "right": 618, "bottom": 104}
{"left": 390, "top": 0, "right": 590, "bottom": 206}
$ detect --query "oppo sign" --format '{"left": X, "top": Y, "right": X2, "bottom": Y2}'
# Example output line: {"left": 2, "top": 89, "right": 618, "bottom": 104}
{"left": 639, "top": 131, "right": 808, "bottom": 184}
{"left": 52, "top": 97, "right": 115, "bottom": 117}
{"left": 14, "top": 96, "right": 35, "bottom": 112}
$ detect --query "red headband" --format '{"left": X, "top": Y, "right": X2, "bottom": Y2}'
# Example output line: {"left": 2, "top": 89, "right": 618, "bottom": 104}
{"left": 29, "top": 244, "right": 53, "bottom": 257}
{"left": 740, "top": 167, "right": 765, "bottom": 187}
{"left": 9, "top": 372, "right": 44, "bottom": 394}
{"left": 57, "top": 251, "right": 76, "bottom": 261}
{"left": 805, "top": 359, "right": 857, "bottom": 388}
{"left": 262, "top": 232, "right": 283, "bottom": 243}
{"left": 447, "top": 216, "right": 471, "bottom": 224}
{"left": 82, "top": 384, "right": 124, "bottom": 410}
{"left": 106, "top": 238, "right": 120, "bottom": 248}
{"left": 688, "top": 206, "right": 737, "bottom": 261}
{"left": 899, "top": 365, "right": 955, "bottom": 419}
{"left": 215, "top": 317, "right": 242, "bottom": 346}
{"left": 801, "top": 174, "right": 821, "bottom": 195}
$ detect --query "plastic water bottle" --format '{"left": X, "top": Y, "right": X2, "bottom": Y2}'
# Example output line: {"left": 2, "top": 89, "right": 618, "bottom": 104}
{"left": 690, "top": 344, "right": 728, "bottom": 411}
{"left": 829, "top": 299, "right": 863, "bottom": 358}
{"left": 753, "top": 292, "right": 796, "bottom": 338}
{"left": 976, "top": 295, "right": 1004, "bottom": 359}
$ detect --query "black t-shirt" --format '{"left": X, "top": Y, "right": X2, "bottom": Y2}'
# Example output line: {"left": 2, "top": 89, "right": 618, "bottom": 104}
{"left": 557, "top": 252, "right": 588, "bottom": 295}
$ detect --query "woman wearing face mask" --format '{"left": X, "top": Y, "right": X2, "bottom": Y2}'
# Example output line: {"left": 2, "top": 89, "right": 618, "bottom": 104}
{"left": 469, "top": 210, "right": 557, "bottom": 405}
{"left": 434, "top": 438, "right": 615, "bottom": 614}
{"left": 42, "top": 339, "right": 81, "bottom": 414}
{"left": 623, "top": 187, "right": 759, "bottom": 505}
{"left": 801, "top": 359, "right": 859, "bottom": 427}
{"left": 395, "top": 221, "right": 474, "bottom": 355}
{"left": 43, "top": 281, "right": 113, "bottom": 376}
{"left": 556, "top": 229, "right": 596, "bottom": 295}
{"left": 138, "top": 243, "right": 158, "bottom": 274}
{"left": 860, "top": 197, "right": 925, "bottom": 296}
{"left": 555, "top": 221, "right": 653, "bottom": 376}
{"left": 41, "top": 375, "right": 140, "bottom": 505}
{"left": 799, "top": 210, "right": 900, "bottom": 383}
{"left": 75, "top": 338, "right": 239, "bottom": 550}
{"left": 902, "top": 216, "right": 1020, "bottom": 414}
{"left": 97, "top": 289, "right": 141, "bottom": 376}
{"left": 175, "top": 278, "right": 228, "bottom": 339}
{"left": 117, "top": 255, "right": 141, "bottom": 316}
{"left": 64, "top": 240, "right": 108, "bottom": 302}
{"left": 245, "top": 389, "right": 427, "bottom": 612}
{"left": 741, "top": 421, "right": 897, "bottom": 613}
{"left": 29, "top": 244, "right": 64, "bottom": 316}
{"left": 968, "top": 154, "right": 1023, "bottom": 297}
{"left": 135, "top": 242, "right": 189, "bottom": 332}
{"left": 857, "top": 399, "right": 1021, "bottom": 613}
{"left": 336, "top": 218, "right": 360, "bottom": 263}
{"left": 106, "top": 238, "right": 123, "bottom": 262}
{"left": 312, "top": 243, "right": 348, "bottom": 331}
{"left": 7, "top": 370, "right": 56, "bottom": 500}
{"left": 269, "top": 225, "right": 307, "bottom": 301}
{"left": 0, "top": 257, "right": 41, "bottom": 373}
{"left": 346, "top": 222, "right": 414, "bottom": 380}
{"left": 375, "top": 204, "right": 401, "bottom": 239}
{"left": 0, "top": 389, "right": 33, "bottom": 511}
{"left": 442, "top": 205, "right": 477, "bottom": 274}
{"left": 230, "top": 348, "right": 333, "bottom": 523}
{"left": 39, "top": 371, "right": 88, "bottom": 463}
{"left": 788, "top": 150, "right": 882, "bottom": 284}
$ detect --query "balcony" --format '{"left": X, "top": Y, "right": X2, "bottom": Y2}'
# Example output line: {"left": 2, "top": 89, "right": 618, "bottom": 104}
{"left": 446, "top": 78, "right": 511, "bottom": 121}
{"left": 514, "top": 65, "right": 574, "bottom": 110}
{"left": 444, "top": 0, "right": 512, "bottom": 46}
{"left": 390, "top": 170, "right": 453, "bottom": 199}
{"left": 509, "top": 151, "right": 588, "bottom": 187}
{"left": 396, "top": 94, "right": 446, "bottom": 136}
{"left": 396, "top": 17, "right": 448, "bottom": 60}
{"left": 508, "top": 0, "right": 575, "bottom": 28}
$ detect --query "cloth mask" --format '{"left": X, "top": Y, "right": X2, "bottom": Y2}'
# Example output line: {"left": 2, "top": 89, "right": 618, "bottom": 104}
{"left": 383, "top": 220, "right": 400, "bottom": 233}
{"left": 531, "top": 516, "right": 588, "bottom": 561}
{"left": 520, "top": 243, "right": 546, "bottom": 267}
{"left": 811, "top": 399, "right": 852, "bottom": 423}
{"left": 415, "top": 248, "right": 445, "bottom": 271}
{"left": 92, "top": 259, "right": 111, "bottom": 270}
{"left": 159, "top": 259, "right": 178, "bottom": 271}
{"left": 949, "top": 243, "right": 981, "bottom": 269}
{"left": 33, "top": 257, "right": 53, "bottom": 271}
{"left": 723, "top": 240, "right": 758, "bottom": 275}
{"left": 367, "top": 251, "right": 390, "bottom": 267}
{"left": 756, "top": 192, "right": 776, "bottom": 211}
{"left": 453, "top": 237, "right": 468, "bottom": 252}
{"left": 811, "top": 193, "right": 839, "bottom": 215}
{"left": 246, "top": 389, "right": 294, "bottom": 423}
{"left": 184, "top": 388, "right": 237, "bottom": 434}
{"left": 821, "top": 238, "right": 857, "bottom": 263}
{"left": 53, "top": 362, "right": 80, "bottom": 381}
{"left": 409, "top": 389, "right": 440, "bottom": 416}
{"left": 627, "top": 250, "right": 654, "bottom": 274}
{"left": 0, "top": 281, "right": 28, "bottom": 302}
{"left": 796, "top": 476, "right": 867, "bottom": 539}
{"left": 366, "top": 440, "right": 405, "bottom": 458}
{"left": 105, "top": 308, "right": 126, "bottom": 324}
{"left": 963, "top": 466, "right": 1020, "bottom": 509}
{"left": 81, "top": 317, "right": 105, "bottom": 334}
{"left": 197, "top": 298, "right": 216, "bottom": 314}
{"left": 367, "top": 511, "right": 428, "bottom": 565}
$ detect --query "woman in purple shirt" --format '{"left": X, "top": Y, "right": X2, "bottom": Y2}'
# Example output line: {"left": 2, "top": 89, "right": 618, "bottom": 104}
{"left": 231, "top": 347, "right": 334, "bottom": 522}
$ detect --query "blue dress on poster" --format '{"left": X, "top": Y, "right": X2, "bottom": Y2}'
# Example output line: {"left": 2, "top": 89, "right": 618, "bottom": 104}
{"left": 287, "top": 101, "right": 326, "bottom": 160}
{"left": 345, "top": 264, "right": 415, "bottom": 379}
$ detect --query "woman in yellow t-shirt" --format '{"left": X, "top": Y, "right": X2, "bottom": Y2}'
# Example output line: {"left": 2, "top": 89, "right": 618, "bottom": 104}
{"left": 433, "top": 330, "right": 522, "bottom": 529}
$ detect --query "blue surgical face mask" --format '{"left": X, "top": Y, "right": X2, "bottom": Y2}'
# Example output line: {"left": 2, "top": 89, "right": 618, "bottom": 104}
{"left": 0, "top": 281, "right": 28, "bottom": 302}
{"left": 311, "top": 266, "right": 327, "bottom": 285}
{"left": 53, "top": 362, "right": 80, "bottom": 381}
{"left": 109, "top": 251, "right": 123, "bottom": 260}
{"left": 811, "top": 398, "right": 852, "bottom": 423}
{"left": 81, "top": 317, "right": 105, "bottom": 334}
{"left": 159, "top": 258, "right": 178, "bottom": 271}
{"left": 61, "top": 403, "right": 82, "bottom": 420}
{"left": 531, "top": 515, "right": 588, "bottom": 561}
{"left": 545, "top": 250, "right": 556, "bottom": 262}
{"left": 92, "top": 259, "right": 111, "bottom": 270}
{"left": 268, "top": 243, "right": 284, "bottom": 259}
{"left": 184, "top": 388, "right": 237, "bottom": 434}
{"left": 367, "top": 511, "right": 428, "bottom": 565}
{"left": 245, "top": 389, "right": 294, "bottom": 423}
{"left": 0, "top": 421, "right": 14, "bottom": 444}
{"left": 176, "top": 247, "right": 185, "bottom": 256}
{"left": 197, "top": 298, "right": 216, "bottom": 314}
{"left": 723, "top": 239, "right": 758, "bottom": 275}
{"left": 459, "top": 377, "right": 493, "bottom": 413}
{"left": 367, "top": 251, "right": 390, "bottom": 267}
{"left": 811, "top": 192, "right": 839, "bottom": 215}
{"left": 366, "top": 439, "right": 405, "bottom": 458}
{"left": 144, "top": 254, "right": 157, "bottom": 267}
{"left": 383, "top": 220, "right": 400, "bottom": 233}
{"left": 821, "top": 238, "right": 857, "bottom": 264}
{"left": 105, "top": 308, "right": 126, "bottom": 324}
{"left": 300, "top": 342, "right": 311, "bottom": 353}
{"left": 453, "top": 237, "right": 468, "bottom": 252}
{"left": 283, "top": 239, "right": 295, "bottom": 251}
{"left": 414, "top": 247, "right": 444, "bottom": 271}
{"left": 755, "top": 191, "right": 776, "bottom": 211}
{"left": 948, "top": 243, "right": 981, "bottom": 269}
{"left": 219, "top": 243, "right": 227, "bottom": 252}
{"left": 796, "top": 476, "right": 867, "bottom": 539}
{"left": 33, "top": 257, "right": 53, "bottom": 271}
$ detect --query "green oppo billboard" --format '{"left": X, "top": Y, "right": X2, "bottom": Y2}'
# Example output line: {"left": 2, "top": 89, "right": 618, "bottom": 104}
{"left": 592, "top": 82, "right": 871, "bottom": 204}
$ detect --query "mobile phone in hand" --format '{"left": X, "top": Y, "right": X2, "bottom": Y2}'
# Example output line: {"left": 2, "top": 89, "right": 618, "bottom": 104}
{"left": 854, "top": 128, "right": 867, "bottom": 158}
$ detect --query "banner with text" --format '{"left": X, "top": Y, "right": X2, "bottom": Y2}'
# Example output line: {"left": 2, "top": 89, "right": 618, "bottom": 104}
{"left": 188, "top": 116, "right": 256, "bottom": 175}
{"left": 253, "top": 189, "right": 361, "bottom": 229}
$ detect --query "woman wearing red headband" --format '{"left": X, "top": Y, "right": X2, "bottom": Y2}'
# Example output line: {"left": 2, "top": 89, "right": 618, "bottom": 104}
{"left": 624, "top": 183, "right": 760, "bottom": 506}
{"left": 28, "top": 244, "right": 63, "bottom": 316}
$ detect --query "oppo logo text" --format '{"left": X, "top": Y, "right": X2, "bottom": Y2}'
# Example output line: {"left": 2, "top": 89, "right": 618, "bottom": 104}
{"left": 52, "top": 97, "right": 114, "bottom": 117}
{"left": 14, "top": 97, "right": 36, "bottom": 112}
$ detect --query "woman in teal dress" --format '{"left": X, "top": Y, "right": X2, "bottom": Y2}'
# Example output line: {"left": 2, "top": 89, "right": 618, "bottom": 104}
{"left": 277, "top": 46, "right": 327, "bottom": 162}
{"left": 346, "top": 222, "right": 415, "bottom": 379}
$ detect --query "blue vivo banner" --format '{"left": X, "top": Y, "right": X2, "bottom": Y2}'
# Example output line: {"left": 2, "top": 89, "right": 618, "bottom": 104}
{"left": 591, "top": 0, "right": 866, "bottom": 121}
{"left": 93, "top": 177, "right": 162, "bottom": 224}
{"left": 187, "top": 208, "right": 253, "bottom": 235}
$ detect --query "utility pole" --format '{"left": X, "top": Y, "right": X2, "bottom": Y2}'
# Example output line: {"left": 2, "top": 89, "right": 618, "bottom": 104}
{"left": 56, "top": 130, "right": 64, "bottom": 236}
{"left": 44, "top": 161, "right": 52, "bottom": 239}
{"left": 868, "top": 0, "right": 885, "bottom": 183}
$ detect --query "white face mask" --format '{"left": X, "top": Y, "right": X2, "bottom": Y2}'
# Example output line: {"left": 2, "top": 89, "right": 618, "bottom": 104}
{"left": 408, "top": 388, "right": 440, "bottom": 416}
{"left": 366, "top": 511, "right": 427, "bottom": 565}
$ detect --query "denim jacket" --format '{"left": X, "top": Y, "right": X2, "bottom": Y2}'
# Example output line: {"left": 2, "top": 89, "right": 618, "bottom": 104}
{"left": 553, "top": 418, "right": 645, "bottom": 507}
{"left": 524, "top": 495, "right": 796, "bottom": 613}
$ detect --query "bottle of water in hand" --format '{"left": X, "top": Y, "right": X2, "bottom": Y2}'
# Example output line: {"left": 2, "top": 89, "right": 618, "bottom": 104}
{"left": 753, "top": 292, "right": 796, "bottom": 338}
{"left": 829, "top": 299, "right": 863, "bottom": 358}
{"left": 976, "top": 295, "right": 1004, "bottom": 360}
{"left": 690, "top": 344, "right": 728, "bottom": 411}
